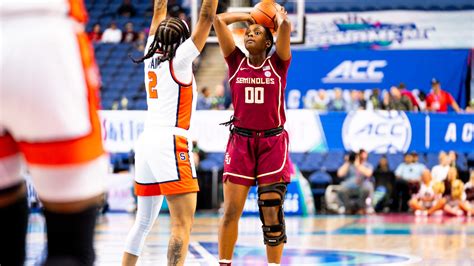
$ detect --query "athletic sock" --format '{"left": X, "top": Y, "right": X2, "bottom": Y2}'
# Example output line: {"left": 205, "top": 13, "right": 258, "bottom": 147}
{"left": 219, "top": 259, "right": 232, "bottom": 266}
{"left": 43, "top": 205, "right": 98, "bottom": 266}
{"left": 268, "top": 263, "right": 280, "bottom": 266}
{"left": 0, "top": 193, "right": 29, "bottom": 266}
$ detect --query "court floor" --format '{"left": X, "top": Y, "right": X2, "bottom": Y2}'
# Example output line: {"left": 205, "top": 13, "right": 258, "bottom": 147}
{"left": 26, "top": 213, "right": 474, "bottom": 265}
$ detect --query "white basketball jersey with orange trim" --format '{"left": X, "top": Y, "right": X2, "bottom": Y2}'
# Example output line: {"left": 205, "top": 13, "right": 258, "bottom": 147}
{"left": 143, "top": 37, "right": 199, "bottom": 131}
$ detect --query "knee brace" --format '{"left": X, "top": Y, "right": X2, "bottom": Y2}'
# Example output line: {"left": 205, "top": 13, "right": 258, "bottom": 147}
{"left": 257, "top": 183, "right": 287, "bottom": 246}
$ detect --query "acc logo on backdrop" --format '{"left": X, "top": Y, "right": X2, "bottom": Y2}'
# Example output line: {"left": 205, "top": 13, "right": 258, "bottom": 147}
{"left": 342, "top": 111, "right": 412, "bottom": 153}
{"left": 322, "top": 60, "right": 387, "bottom": 84}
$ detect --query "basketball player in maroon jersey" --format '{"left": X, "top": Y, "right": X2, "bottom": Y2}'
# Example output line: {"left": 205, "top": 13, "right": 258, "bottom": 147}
{"left": 213, "top": 6, "right": 291, "bottom": 266}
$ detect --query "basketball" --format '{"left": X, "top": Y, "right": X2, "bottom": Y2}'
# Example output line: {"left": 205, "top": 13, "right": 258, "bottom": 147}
{"left": 250, "top": 1, "right": 280, "bottom": 30}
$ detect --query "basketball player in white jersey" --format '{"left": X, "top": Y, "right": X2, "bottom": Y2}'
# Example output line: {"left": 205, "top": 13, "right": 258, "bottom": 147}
{"left": 0, "top": 0, "right": 107, "bottom": 265}
{"left": 121, "top": 0, "right": 217, "bottom": 265}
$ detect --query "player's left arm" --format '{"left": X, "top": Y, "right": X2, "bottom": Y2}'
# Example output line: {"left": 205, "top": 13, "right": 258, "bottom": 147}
{"left": 275, "top": 5, "right": 291, "bottom": 61}
{"left": 149, "top": 0, "right": 167, "bottom": 37}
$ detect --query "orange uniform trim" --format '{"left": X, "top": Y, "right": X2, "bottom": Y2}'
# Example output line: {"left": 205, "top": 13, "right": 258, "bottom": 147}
{"left": 18, "top": 32, "right": 104, "bottom": 165}
{"left": 160, "top": 178, "right": 199, "bottom": 195}
{"left": 163, "top": 135, "right": 199, "bottom": 195}
{"left": 175, "top": 85, "right": 193, "bottom": 130}
{"left": 68, "top": 0, "right": 88, "bottom": 23}
{"left": 0, "top": 134, "right": 19, "bottom": 158}
{"left": 174, "top": 135, "right": 194, "bottom": 180}
{"left": 169, "top": 60, "right": 193, "bottom": 130}
{"left": 135, "top": 182, "right": 162, "bottom": 196}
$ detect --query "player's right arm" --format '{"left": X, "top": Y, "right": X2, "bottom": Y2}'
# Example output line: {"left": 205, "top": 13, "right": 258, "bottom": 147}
{"left": 191, "top": 0, "right": 218, "bottom": 52}
{"left": 213, "top": 12, "right": 254, "bottom": 57}
{"left": 149, "top": 0, "right": 168, "bottom": 36}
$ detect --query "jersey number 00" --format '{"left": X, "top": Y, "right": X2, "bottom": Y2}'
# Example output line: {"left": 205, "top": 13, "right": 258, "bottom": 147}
{"left": 245, "top": 87, "right": 264, "bottom": 104}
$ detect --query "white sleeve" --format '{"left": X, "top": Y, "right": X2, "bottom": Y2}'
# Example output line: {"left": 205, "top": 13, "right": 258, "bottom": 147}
{"left": 172, "top": 38, "right": 200, "bottom": 84}
{"left": 173, "top": 38, "right": 200, "bottom": 69}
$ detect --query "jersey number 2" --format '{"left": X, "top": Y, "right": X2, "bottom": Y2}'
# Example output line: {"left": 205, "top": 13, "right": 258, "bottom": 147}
{"left": 245, "top": 87, "right": 264, "bottom": 104}
{"left": 148, "top": 71, "right": 158, "bottom": 99}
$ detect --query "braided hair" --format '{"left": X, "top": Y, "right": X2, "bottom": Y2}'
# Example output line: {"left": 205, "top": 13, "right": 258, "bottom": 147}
{"left": 131, "top": 17, "right": 190, "bottom": 64}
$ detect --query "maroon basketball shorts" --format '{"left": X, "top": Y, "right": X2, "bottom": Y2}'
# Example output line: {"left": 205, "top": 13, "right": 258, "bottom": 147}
{"left": 223, "top": 129, "right": 290, "bottom": 186}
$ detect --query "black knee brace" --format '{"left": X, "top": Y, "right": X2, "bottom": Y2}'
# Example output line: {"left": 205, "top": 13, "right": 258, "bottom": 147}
{"left": 257, "top": 183, "right": 287, "bottom": 246}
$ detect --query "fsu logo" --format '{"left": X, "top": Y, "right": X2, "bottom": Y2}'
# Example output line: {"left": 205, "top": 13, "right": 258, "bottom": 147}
{"left": 225, "top": 153, "right": 231, "bottom": 164}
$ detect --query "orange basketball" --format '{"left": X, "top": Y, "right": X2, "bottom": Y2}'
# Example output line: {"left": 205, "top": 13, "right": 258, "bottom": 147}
{"left": 250, "top": 1, "right": 280, "bottom": 31}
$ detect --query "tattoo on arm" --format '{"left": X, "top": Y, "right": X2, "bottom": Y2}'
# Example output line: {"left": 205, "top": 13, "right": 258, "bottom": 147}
{"left": 154, "top": 0, "right": 166, "bottom": 13}
{"left": 167, "top": 237, "right": 184, "bottom": 266}
{"left": 199, "top": 0, "right": 214, "bottom": 20}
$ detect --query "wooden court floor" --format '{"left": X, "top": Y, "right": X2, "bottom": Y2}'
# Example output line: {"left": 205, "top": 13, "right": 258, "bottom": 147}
{"left": 26, "top": 213, "right": 474, "bottom": 265}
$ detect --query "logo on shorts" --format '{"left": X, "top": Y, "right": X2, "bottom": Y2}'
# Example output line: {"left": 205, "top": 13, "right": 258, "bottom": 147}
{"left": 179, "top": 152, "right": 187, "bottom": 161}
{"left": 225, "top": 153, "right": 231, "bottom": 164}
{"left": 342, "top": 111, "right": 412, "bottom": 153}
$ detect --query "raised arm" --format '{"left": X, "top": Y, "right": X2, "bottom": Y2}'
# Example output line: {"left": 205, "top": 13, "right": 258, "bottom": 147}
{"left": 191, "top": 0, "right": 218, "bottom": 52}
{"left": 274, "top": 6, "right": 291, "bottom": 61}
{"left": 149, "top": 0, "right": 167, "bottom": 36}
{"left": 213, "top": 12, "right": 254, "bottom": 57}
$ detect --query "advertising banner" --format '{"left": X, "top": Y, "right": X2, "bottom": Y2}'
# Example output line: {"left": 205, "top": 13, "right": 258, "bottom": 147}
{"left": 100, "top": 111, "right": 474, "bottom": 154}
{"left": 286, "top": 49, "right": 470, "bottom": 109}
{"left": 303, "top": 11, "right": 474, "bottom": 49}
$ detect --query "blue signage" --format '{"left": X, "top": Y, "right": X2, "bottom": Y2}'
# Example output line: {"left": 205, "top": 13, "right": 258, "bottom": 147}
{"left": 243, "top": 179, "right": 305, "bottom": 216}
{"left": 286, "top": 49, "right": 470, "bottom": 108}
{"left": 319, "top": 111, "right": 474, "bottom": 153}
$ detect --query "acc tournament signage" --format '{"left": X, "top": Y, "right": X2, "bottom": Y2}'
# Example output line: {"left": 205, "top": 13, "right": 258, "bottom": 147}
{"left": 342, "top": 111, "right": 412, "bottom": 153}
{"left": 286, "top": 49, "right": 470, "bottom": 109}
{"left": 303, "top": 11, "right": 474, "bottom": 49}
{"left": 100, "top": 111, "right": 473, "bottom": 154}
{"left": 99, "top": 110, "right": 327, "bottom": 153}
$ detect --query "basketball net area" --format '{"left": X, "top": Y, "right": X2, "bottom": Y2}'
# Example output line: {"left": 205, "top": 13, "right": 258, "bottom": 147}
{"left": 191, "top": 0, "right": 305, "bottom": 50}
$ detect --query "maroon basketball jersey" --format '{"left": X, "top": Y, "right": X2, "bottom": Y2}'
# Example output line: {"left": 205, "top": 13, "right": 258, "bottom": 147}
{"left": 225, "top": 47, "right": 291, "bottom": 130}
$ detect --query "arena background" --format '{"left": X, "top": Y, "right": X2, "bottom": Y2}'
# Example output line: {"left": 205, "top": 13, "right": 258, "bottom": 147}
{"left": 25, "top": 0, "right": 474, "bottom": 265}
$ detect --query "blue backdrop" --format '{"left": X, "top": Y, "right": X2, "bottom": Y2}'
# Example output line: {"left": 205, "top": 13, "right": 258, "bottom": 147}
{"left": 319, "top": 112, "right": 474, "bottom": 153}
{"left": 287, "top": 49, "right": 470, "bottom": 108}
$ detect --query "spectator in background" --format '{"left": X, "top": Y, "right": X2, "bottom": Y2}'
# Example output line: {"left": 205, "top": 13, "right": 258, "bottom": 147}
{"left": 314, "top": 89, "right": 329, "bottom": 110}
{"left": 399, "top": 83, "right": 420, "bottom": 111}
{"left": 117, "top": 0, "right": 137, "bottom": 17}
{"left": 387, "top": 86, "right": 413, "bottom": 111}
{"left": 212, "top": 84, "right": 226, "bottom": 110}
{"left": 122, "top": 22, "right": 137, "bottom": 43}
{"left": 368, "top": 88, "right": 382, "bottom": 110}
{"left": 196, "top": 86, "right": 213, "bottom": 110}
{"left": 442, "top": 167, "right": 459, "bottom": 198}
{"left": 327, "top": 87, "right": 347, "bottom": 111}
{"left": 431, "top": 151, "right": 451, "bottom": 182}
{"left": 305, "top": 89, "right": 328, "bottom": 110}
{"left": 336, "top": 150, "right": 373, "bottom": 214}
{"left": 373, "top": 156, "right": 395, "bottom": 212}
{"left": 465, "top": 99, "right": 474, "bottom": 113}
{"left": 417, "top": 90, "right": 427, "bottom": 111}
{"left": 134, "top": 31, "right": 147, "bottom": 52}
{"left": 102, "top": 22, "right": 122, "bottom": 43}
{"left": 426, "top": 78, "right": 461, "bottom": 113}
{"left": 346, "top": 90, "right": 366, "bottom": 111}
{"left": 408, "top": 170, "right": 446, "bottom": 216}
{"left": 465, "top": 170, "right": 474, "bottom": 203}
{"left": 192, "top": 140, "right": 206, "bottom": 169}
{"left": 88, "top": 23, "right": 102, "bottom": 42}
{"left": 392, "top": 152, "right": 425, "bottom": 212}
{"left": 448, "top": 150, "right": 467, "bottom": 182}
